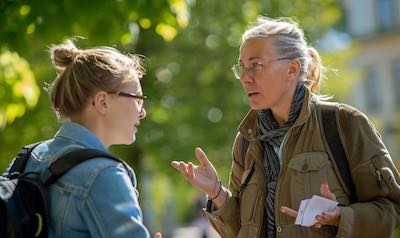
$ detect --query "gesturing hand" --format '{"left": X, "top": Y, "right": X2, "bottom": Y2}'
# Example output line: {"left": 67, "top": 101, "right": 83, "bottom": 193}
{"left": 280, "top": 180, "right": 341, "bottom": 228}
{"left": 170, "top": 147, "right": 220, "bottom": 198}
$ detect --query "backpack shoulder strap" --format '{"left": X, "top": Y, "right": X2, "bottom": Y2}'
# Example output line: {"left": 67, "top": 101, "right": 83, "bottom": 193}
{"left": 317, "top": 102, "right": 357, "bottom": 203}
{"left": 7, "top": 141, "right": 43, "bottom": 178}
{"left": 40, "top": 148, "right": 127, "bottom": 186}
{"left": 238, "top": 136, "right": 255, "bottom": 194}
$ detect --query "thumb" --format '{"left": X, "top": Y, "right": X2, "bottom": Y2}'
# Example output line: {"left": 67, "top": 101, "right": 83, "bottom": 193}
{"left": 320, "top": 180, "right": 336, "bottom": 201}
{"left": 195, "top": 147, "right": 211, "bottom": 167}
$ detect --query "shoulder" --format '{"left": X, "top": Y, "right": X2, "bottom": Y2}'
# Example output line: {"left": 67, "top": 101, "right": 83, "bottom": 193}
{"left": 315, "top": 100, "right": 373, "bottom": 129}
{"left": 232, "top": 132, "right": 245, "bottom": 162}
{"left": 336, "top": 103, "right": 377, "bottom": 133}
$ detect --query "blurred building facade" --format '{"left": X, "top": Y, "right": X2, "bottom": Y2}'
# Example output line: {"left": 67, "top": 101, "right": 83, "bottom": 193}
{"left": 343, "top": 0, "right": 400, "bottom": 157}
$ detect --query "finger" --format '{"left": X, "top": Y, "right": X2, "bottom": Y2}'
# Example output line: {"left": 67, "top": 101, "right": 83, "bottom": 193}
{"left": 179, "top": 161, "right": 189, "bottom": 176}
{"left": 170, "top": 161, "right": 181, "bottom": 170}
{"left": 170, "top": 161, "right": 186, "bottom": 174}
{"left": 280, "top": 206, "right": 298, "bottom": 218}
{"left": 315, "top": 208, "right": 340, "bottom": 226}
{"left": 154, "top": 232, "right": 162, "bottom": 238}
{"left": 314, "top": 222, "right": 322, "bottom": 229}
{"left": 195, "top": 147, "right": 210, "bottom": 167}
{"left": 320, "top": 208, "right": 340, "bottom": 225}
{"left": 188, "top": 162, "right": 195, "bottom": 181}
{"left": 320, "top": 180, "right": 336, "bottom": 201}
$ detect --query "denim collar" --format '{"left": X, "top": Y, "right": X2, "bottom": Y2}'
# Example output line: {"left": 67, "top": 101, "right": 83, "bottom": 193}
{"left": 55, "top": 121, "right": 107, "bottom": 152}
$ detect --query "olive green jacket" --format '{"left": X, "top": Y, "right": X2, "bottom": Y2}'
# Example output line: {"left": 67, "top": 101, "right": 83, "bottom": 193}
{"left": 205, "top": 91, "right": 400, "bottom": 238}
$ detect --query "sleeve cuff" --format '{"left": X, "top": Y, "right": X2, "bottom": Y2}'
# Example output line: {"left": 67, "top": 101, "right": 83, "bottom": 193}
{"left": 336, "top": 206, "right": 354, "bottom": 238}
{"left": 204, "top": 194, "right": 237, "bottom": 225}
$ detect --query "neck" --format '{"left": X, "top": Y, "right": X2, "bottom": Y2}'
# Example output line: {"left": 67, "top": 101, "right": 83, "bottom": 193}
{"left": 69, "top": 109, "right": 110, "bottom": 149}
{"left": 270, "top": 85, "right": 297, "bottom": 126}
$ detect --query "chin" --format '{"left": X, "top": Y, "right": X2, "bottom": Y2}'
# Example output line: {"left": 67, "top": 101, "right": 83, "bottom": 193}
{"left": 249, "top": 100, "right": 272, "bottom": 110}
{"left": 131, "top": 134, "right": 136, "bottom": 143}
{"left": 120, "top": 136, "right": 135, "bottom": 145}
{"left": 250, "top": 103, "right": 267, "bottom": 110}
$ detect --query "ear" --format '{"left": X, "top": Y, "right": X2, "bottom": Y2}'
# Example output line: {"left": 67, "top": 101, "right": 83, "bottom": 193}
{"left": 287, "top": 59, "right": 301, "bottom": 81}
{"left": 92, "top": 91, "right": 109, "bottom": 114}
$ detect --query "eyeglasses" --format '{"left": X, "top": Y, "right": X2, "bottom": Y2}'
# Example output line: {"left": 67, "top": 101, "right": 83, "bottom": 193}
{"left": 117, "top": 92, "right": 147, "bottom": 112}
{"left": 231, "top": 57, "right": 293, "bottom": 79}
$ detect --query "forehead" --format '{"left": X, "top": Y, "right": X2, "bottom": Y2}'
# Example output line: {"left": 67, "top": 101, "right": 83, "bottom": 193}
{"left": 120, "top": 77, "right": 141, "bottom": 92}
{"left": 239, "top": 37, "right": 278, "bottom": 61}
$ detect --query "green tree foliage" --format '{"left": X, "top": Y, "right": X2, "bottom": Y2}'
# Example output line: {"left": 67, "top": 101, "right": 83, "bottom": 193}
{"left": 0, "top": 50, "right": 39, "bottom": 128}
{"left": 1, "top": 0, "right": 356, "bottom": 234}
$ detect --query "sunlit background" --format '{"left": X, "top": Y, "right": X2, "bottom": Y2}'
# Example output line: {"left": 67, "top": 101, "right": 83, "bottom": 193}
{"left": 1, "top": 0, "right": 399, "bottom": 237}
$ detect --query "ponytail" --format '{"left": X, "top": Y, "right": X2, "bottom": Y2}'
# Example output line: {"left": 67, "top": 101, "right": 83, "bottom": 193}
{"left": 307, "top": 47, "right": 323, "bottom": 93}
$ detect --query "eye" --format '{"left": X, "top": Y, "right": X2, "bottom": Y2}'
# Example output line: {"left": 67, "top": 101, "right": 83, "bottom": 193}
{"left": 250, "top": 62, "right": 262, "bottom": 70}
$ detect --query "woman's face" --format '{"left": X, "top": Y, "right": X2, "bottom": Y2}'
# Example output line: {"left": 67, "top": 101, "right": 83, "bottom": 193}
{"left": 238, "top": 37, "right": 296, "bottom": 111}
{"left": 107, "top": 77, "right": 146, "bottom": 145}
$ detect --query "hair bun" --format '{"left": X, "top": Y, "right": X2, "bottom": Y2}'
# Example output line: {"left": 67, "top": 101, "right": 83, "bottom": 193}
{"left": 50, "top": 40, "right": 82, "bottom": 69}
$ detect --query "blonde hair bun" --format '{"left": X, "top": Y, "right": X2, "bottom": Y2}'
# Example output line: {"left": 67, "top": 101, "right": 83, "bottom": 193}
{"left": 50, "top": 40, "right": 82, "bottom": 69}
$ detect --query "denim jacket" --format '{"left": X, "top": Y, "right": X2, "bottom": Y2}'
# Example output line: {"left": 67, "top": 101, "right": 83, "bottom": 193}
{"left": 23, "top": 122, "right": 149, "bottom": 238}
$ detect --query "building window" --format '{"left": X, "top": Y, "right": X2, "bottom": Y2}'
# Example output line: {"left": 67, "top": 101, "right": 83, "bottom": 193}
{"left": 376, "top": 0, "right": 396, "bottom": 30}
{"left": 394, "top": 61, "right": 400, "bottom": 107}
{"left": 364, "top": 67, "right": 381, "bottom": 112}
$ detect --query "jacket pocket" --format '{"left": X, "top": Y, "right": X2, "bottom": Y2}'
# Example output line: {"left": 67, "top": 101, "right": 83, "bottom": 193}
{"left": 371, "top": 156, "right": 400, "bottom": 202}
{"left": 287, "top": 152, "right": 347, "bottom": 207}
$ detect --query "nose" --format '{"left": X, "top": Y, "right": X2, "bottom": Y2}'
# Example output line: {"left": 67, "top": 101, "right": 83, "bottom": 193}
{"left": 240, "top": 70, "right": 253, "bottom": 84}
{"left": 139, "top": 108, "right": 146, "bottom": 119}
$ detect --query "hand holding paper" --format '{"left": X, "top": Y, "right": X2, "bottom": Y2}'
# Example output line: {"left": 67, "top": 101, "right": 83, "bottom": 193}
{"left": 295, "top": 195, "right": 338, "bottom": 227}
{"left": 280, "top": 180, "right": 341, "bottom": 228}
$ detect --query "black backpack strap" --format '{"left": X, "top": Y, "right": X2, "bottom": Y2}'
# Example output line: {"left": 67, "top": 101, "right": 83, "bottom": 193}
{"left": 317, "top": 103, "right": 357, "bottom": 203}
{"left": 7, "top": 141, "right": 44, "bottom": 178}
{"left": 238, "top": 136, "right": 255, "bottom": 194}
{"left": 40, "top": 148, "right": 127, "bottom": 186}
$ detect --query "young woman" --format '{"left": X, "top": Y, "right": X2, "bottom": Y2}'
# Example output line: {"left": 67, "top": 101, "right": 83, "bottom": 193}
{"left": 20, "top": 40, "right": 160, "bottom": 238}
{"left": 172, "top": 17, "right": 400, "bottom": 238}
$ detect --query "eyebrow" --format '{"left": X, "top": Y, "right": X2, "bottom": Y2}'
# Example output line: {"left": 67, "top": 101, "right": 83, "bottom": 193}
{"left": 238, "top": 57, "right": 263, "bottom": 63}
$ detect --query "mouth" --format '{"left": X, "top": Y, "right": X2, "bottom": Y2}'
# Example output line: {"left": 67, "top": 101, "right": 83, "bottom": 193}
{"left": 134, "top": 122, "right": 140, "bottom": 128}
{"left": 247, "top": 92, "right": 259, "bottom": 97}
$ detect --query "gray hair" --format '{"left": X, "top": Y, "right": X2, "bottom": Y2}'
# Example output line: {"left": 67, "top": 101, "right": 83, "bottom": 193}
{"left": 243, "top": 16, "right": 323, "bottom": 93}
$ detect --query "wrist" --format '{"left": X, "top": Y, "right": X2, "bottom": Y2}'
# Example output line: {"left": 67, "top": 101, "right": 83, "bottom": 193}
{"left": 209, "top": 181, "right": 222, "bottom": 200}
{"left": 209, "top": 185, "right": 230, "bottom": 209}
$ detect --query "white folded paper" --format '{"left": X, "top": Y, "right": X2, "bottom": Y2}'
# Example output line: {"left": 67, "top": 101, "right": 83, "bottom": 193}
{"left": 295, "top": 195, "right": 338, "bottom": 227}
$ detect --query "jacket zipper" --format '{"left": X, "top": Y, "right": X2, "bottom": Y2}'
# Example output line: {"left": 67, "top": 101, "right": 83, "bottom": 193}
{"left": 274, "top": 127, "right": 294, "bottom": 237}
{"left": 375, "top": 169, "right": 383, "bottom": 188}
{"left": 252, "top": 138, "right": 268, "bottom": 238}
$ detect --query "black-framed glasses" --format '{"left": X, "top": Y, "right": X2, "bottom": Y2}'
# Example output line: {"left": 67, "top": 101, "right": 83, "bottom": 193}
{"left": 231, "top": 57, "right": 293, "bottom": 79}
{"left": 117, "top": 92, "right": 147, "bottom": 111}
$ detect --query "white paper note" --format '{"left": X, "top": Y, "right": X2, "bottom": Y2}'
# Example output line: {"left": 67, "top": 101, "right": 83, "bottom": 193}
{"left": 295, "top": 195, "right": 338, "bottom": 227}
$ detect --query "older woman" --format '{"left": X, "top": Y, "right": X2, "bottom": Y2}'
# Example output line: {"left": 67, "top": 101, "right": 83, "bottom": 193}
{"left": 172, "top": 17, "right": 400, "bottom": 238}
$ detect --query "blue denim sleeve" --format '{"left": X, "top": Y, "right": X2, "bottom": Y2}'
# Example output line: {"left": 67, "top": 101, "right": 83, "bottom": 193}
{"left": 82, "top": 163, "right": 150, "bottom": 238}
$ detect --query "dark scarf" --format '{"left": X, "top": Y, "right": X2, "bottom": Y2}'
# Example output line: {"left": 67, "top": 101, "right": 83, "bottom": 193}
{"left": 256, "top": 83, "right": 306, "bottom": 238}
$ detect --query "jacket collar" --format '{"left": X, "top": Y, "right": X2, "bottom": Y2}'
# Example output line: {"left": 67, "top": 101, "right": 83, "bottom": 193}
{"left": 54, "top": 121, "right": 107, "bottom": 152}
{"left": 238, "top": 88, "right": 316, "bottom": 140}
